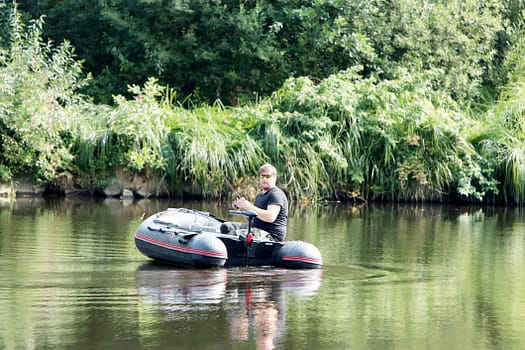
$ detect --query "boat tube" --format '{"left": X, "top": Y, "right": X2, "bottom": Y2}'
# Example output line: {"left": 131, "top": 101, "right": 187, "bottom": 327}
{"left": 134, "top": 208, "right": 323, "bottom": 269}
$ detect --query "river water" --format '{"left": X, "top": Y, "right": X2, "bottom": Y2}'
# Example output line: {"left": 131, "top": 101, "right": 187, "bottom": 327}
{"left": 0, "top": 198, "right": 523, "bottom": 350}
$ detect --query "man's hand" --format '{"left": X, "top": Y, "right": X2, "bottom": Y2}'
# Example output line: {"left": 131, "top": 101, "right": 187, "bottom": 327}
{"left": 234, "top": 197, "right": 250, "bottom": 210}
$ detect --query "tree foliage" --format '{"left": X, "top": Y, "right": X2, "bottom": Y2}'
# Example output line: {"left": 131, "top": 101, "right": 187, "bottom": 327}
{"left": 0, "top": 7, "right": 88, "bottom": 183}
{"left": 16, "top": 0, "right": 509, "bottom": 106}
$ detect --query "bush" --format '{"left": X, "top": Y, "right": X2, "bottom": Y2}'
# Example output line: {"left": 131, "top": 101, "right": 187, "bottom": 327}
{"left": 0, "top": 8, "right": 88, "bottom": 184}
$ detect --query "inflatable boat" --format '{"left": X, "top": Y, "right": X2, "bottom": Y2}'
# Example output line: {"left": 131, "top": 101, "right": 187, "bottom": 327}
{"left": 134, "top": 208, "right": 322, "bottom": 269}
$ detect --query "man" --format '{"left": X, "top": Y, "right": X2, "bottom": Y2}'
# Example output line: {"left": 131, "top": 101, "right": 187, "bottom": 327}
{"left": 234, "top": 164, "right": 288, "bottom": 241}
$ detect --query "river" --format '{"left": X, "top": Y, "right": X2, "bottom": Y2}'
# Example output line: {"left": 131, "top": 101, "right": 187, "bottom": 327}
{"left": 0, "top": 198, "right": 523, "bottom": 349}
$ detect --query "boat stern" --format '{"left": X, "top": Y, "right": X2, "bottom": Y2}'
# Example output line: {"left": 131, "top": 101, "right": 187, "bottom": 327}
{"left": 275, "top": 241, "right": 323, "bottom": 269}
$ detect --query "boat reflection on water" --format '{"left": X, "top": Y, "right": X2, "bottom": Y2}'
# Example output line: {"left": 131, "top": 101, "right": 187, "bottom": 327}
{"left": 136, "top": 265, "right": 229, "bottom": 314}
{"left": 224, "top": 268, "right": 322, "bottom": 350}
{"left": 135, "top": 263, "right": 322, "bottom": 349}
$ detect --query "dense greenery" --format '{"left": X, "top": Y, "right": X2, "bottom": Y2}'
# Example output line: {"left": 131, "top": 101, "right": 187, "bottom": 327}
{"left": 17, "top": 0, "right": 506, "bottom": 106}
{"left": 1, "top": 1, "right": 525, "bottom": 204}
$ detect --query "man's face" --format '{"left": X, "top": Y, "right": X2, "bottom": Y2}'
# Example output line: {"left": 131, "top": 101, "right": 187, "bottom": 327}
{"left": 259, "top": 172, "right": 276, "bottom": 191}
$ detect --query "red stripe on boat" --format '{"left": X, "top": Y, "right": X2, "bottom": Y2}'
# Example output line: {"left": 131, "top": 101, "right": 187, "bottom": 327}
{"left": 282, "top": 255, "right": 322, "bottom": 264}
{"left": 135, "top": 232, "right": 227, "bottom": 258}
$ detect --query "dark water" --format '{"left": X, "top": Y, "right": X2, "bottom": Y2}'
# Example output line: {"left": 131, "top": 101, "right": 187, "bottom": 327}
{"left": 0, "top": 198, "right": 524, "bottom": 350}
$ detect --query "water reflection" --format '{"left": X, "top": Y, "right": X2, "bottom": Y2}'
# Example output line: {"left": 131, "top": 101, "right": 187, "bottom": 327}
{"left": 136, "top": 265, "right": 229, "bottom": 314}
{"left": 1, "top": 198, "right": 525, "bottom": 350}
{"left": 135, "top": 263, "right": 322, "bottom": 349}
{"left": 224, "top": 269, "right": 322, "bottom": 350}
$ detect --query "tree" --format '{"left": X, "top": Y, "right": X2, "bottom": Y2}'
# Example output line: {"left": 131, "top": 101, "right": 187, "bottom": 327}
{"left": 0, "top": 7, "right": 88, "bottom": 183}
{"left": 17, "top": 0, "right": 509, "bottom": 107}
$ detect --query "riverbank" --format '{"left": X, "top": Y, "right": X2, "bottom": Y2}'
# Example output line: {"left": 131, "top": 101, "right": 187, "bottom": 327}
{"left": 0, "top": 169, "right": 169, "bottom": 199}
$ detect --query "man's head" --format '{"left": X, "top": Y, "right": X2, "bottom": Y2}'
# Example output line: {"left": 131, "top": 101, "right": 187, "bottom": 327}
{"left": 259, "top": 164, "right": 277, "bottom": 191}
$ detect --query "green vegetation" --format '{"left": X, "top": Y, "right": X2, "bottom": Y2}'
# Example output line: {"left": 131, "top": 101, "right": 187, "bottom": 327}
{"left": 1, "top": 2, "right": 525, "bottom": 204}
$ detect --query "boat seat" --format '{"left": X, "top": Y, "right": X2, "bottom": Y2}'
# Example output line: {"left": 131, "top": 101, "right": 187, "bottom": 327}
{"left": 220, "top": 222, "right": 247, "bottom": 234}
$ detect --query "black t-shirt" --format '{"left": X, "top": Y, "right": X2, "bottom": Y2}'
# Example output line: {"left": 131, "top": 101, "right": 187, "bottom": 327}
{"left": 253, "top": 187, "right": 288, "bottom": 241}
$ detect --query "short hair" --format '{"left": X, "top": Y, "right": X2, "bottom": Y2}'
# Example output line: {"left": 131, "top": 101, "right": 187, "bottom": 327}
{"left": 259, "top": 163, "right": 277, "bottom": 176}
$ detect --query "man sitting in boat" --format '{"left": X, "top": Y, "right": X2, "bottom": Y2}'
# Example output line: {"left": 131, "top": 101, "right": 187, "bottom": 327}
{"left": 231, "top": 164, "right": 289, "bottom": 242}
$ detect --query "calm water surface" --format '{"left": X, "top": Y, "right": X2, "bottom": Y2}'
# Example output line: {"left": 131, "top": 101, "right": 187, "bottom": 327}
{"left": 0, "top": 198, "right": 524, "bottom": 350}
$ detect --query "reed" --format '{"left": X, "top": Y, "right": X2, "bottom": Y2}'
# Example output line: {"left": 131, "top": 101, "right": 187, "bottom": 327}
{"left": 493, "top": 79, "right": 525, "bottom": 204}
{"left": 71, "top": 79, "right": 171, "bottom": 182}
{"left": 252, "top": 70, "right": 477, "bottom": 202}
{"left": 165, "top": 101, "right": 265, "bottom": 197}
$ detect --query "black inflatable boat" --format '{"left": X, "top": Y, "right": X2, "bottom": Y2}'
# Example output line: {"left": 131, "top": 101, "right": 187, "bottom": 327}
{"left": 134, "top": 208, "right": 322, "bottom": 269}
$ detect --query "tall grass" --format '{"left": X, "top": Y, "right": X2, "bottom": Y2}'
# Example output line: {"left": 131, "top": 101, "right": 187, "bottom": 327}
{"left": 493, "top": 79, "right": 525, "bottom": 204}
{"left": 248, "top": 69, "right": 480, "bottom": 202}
{"left": 71, "top": 80, "right": 266, "bottom": 197}
{"left": 71, "top": 79, "right": 171, "bottom": 186}
{"left": 165, "top": 101, "right": 265, "bottom": 197}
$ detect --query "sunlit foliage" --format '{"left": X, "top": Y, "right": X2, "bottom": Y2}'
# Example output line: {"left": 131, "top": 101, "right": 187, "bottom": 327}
{"left": 0, "top": 7, "right": 88, "bottom": 183}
